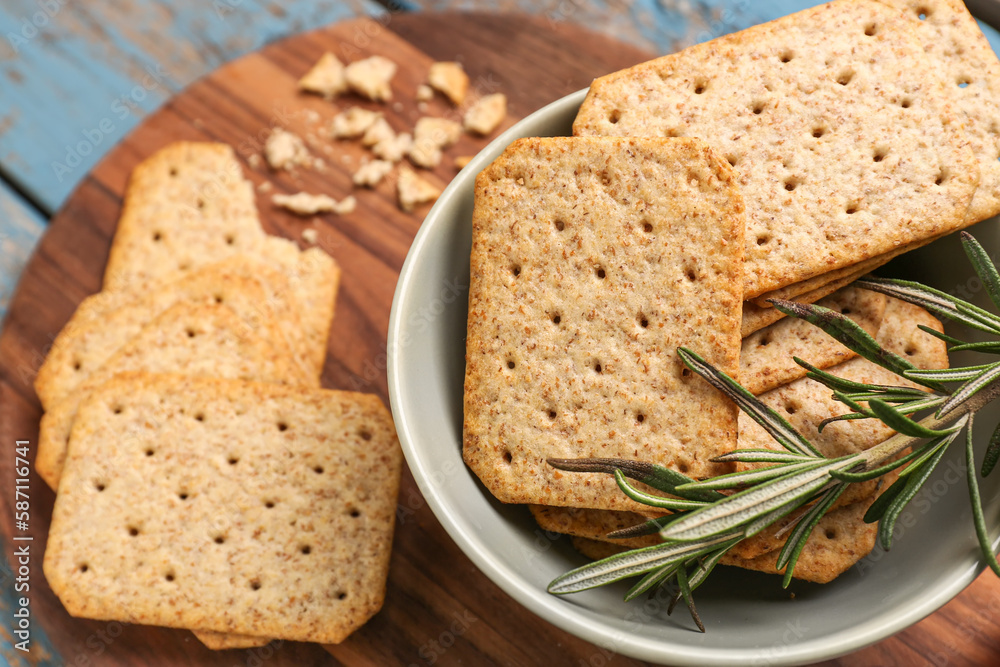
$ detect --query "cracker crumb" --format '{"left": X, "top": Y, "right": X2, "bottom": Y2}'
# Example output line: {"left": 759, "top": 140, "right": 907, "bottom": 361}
{"left": 247, "top": 153, "right": 263, "bottom": 169}
{"left": 417, "top": 101, "right": 429, "bottom": 113}
{"left": 345, "top": 55, "right": 396, "bottom": 102}
{"left": 331, "top": 108, "right": 381, "bottom": 139}
{"left": 298, "top": 52, "right": 347, "bottom": 99}
{"left": 428, "top": 62, "right": 469, "bottom": 105}
{"left": 273, "top": 192, "right": 356, "bottom": 216}
{"left": 397, "top": 166, "right": 441, "bottom": 212}
{"left": 410, "top": 117, "right": 462, "bottom": 168}
{"left": 302, "top": 228, "right": 319, "bottom": 245}
{"left": 373, "top": 132, "right": 412, "bottom": 163}
{"left": 392, "top": 101, "right": 404, "bottom": 113}
{"left": 464, "top": 93, "right": 507, "bottom": 135}
{"left": 353, "top": 159, "right": 394, "bottom": 187}
{"left": 362, "top": 117, "right": 395, "bottom": 147}
{"left": 455, "top": 155, "right": 473, "bottom": 169}
{"left": 265, "top": 129, "right": 310, "bottom": 170}
{"left": 257, "top": 181, "right": 273, "bottom": 193}
{"left": 416, "top": 84, "right": 434, "bottom": 102}
{"left": 303, "top": 109, "right": 321, "bottom": 124}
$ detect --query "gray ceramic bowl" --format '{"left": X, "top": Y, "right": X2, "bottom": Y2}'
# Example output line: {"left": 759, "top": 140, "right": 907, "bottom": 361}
{"left": 386, "top": 89, "right": 1000, "bottom": 666}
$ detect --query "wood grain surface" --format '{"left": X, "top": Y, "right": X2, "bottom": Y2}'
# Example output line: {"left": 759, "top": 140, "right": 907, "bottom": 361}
{"left": 1, "top": 11, "right": 999, "bottom": 667}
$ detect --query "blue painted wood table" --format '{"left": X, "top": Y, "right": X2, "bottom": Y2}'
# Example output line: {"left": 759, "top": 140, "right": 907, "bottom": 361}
{"left": 3, "top": 2, "right": 1000, "bottom": 666}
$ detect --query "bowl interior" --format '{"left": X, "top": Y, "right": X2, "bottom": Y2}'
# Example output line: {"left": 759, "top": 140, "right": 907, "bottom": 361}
{"left": 387, "top": 90, "right": 1000, "bottom": 666}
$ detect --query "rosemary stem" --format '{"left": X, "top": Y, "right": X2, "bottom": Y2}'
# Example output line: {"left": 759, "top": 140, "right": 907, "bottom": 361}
{"left": 860, "top": 372, "right": 1000, "bottom": 468}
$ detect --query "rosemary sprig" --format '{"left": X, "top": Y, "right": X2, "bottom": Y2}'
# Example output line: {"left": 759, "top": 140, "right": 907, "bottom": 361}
{"left": 546, "top": 232, "right": 1000, "bottom": 631}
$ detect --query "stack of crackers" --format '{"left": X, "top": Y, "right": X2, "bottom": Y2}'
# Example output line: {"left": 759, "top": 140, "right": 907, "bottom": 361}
{"left": 464, "top": 0, "right": 995, "bottom": 583}
{"left": 37, "top": 142, "right": 402, "bottom": 648}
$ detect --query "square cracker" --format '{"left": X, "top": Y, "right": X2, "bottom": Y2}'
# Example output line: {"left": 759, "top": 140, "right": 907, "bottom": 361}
{"left": 464, "top": 136, "right": 744, "bottom": 511}
{"left": 36, "top": 301, "right": 309, "bottom": 490}
{"left": 34, "top": 260, "right": 307, "bottom": 410}
{"left": 878, "top": 0, "right": 1000, "bottom": 222}
{"left": 43, "top": 374, "right": 401, "bottom": 644}
{"left": 101, "top": 142, "right": 264, "bottom": 293}
{"left": 574, "top": 0, "right": 978, "bottom": 298}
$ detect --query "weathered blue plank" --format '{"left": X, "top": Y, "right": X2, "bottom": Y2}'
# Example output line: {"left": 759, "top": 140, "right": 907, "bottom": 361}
{"left": 0, "top": 0, "right": 384, "bottom": 214}
{"left": 0, "top": 182, "right": 44, "bottom": 324}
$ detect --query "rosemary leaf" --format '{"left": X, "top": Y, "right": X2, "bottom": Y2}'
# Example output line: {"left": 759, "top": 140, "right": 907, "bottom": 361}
{"left": 546, "top": 457, "right": 724, "bottom": 502}
{"left": 613, "top": 470, "right": 708, "bottom": 511}
{"left": 964, "top": 414, "right": 1000, "bottom": 576}
{"left": 864, "top": 476, "right": 907, "bottom": 524}
{"left": 905, "top": 363, "right": 1000, "bottom": 382}
{"left": 856, "top": 277, "right": 1000, "bottom": 336}
{"left": 777, "top": 484, "right": 847, "bottom": 587}
{"left": 961, "top": 232, "right": 1000, "bottom": 313}
{"left": 936, "top": 363, "right": 1000, "bottom": 418}
{"left": 674, "top": 459, "right": 830, "bottom": 492}
{"left": 675, "top": 564, "right": 705, "bottom": 633}
{"left": 607, "top": 517, "right": 671, "bottom": 540}
{"left": 711, "top": 449, "right": 817, "bottom": 464}
{"left": 947, "top": 340, "right": 1000, "bottom": 355}
{"left": 982, "top": 420, "right": 1000, "bottom": 477}
{"left": 917, "top": 324, "right": 966, "bottom": 346}
{"left": 548, "top": 534, "right": 739, "bottom": 594}
{"left": 660, "top": 458, "right": 858, "bottom": 542}
{"left": 829, "top": 445, "right": 927, "bottom": 483}
{"left": 868, "top": 399, "right": 962, "bottom": 438}
{"left": 897, "top": 427, "right": 963, "bottom": 479}
{"left": 624, "top": 562, "right": 678, "bottom": 602}
{"left": 678, "top": 348, "right": 821, "bottom": 457}
{"left": 878, "top": 443, "right": 950, "bottom": 550}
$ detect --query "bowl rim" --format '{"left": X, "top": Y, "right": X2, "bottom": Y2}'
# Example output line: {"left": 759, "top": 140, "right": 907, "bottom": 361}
{"left": 386, "top": 89, "right": 990, "bottom": 666}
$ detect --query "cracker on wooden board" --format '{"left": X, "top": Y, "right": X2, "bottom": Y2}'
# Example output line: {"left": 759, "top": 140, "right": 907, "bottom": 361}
{"left": 574, "top": 0, "right": 978, "bottom": 299}
{"left": 43, "top": 374, "right": 402, "bottom": 644}
{"left": 36, "top": 302, "right": 309, "bottom": 490}
{"left": 464, "top": 136, "right": 745, "bottom": 511}
{"left": 529, "top": 505, "right": 661, "bottom": 550}
{"left": 740, "top": 286, "right": 887, "bottom": 395}
{"left": 34, "top": 267, "right": 301, "bottom": 411}
{"left": 193, "top": 631, "right": 269, "bottom": 650}
{"left": 102, "top": 142, "right": 265, "bottom": 294}
{"left": 878, "top": 0, "right": 1000, "bottom": 222}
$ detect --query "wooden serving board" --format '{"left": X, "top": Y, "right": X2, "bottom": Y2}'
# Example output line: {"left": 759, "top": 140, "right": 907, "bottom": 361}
{"left": 1, "top": 12, "right": 999, "bottom": 667}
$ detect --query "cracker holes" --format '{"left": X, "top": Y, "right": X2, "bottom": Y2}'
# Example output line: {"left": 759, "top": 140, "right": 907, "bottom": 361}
{"left": 359, "top": 429, "right": 372, "bottom": 441}
{"left": 186, "top": 328, "right": 197, "bottom": 338}
{"left": 596, "top": 267, "right": 607, "bottom": 280}
{"left": 677, "top": 462, "right": 690, "bottom": 474}
{"left": 811, "top": 126, "right": 827, "bottom": 139}
{"left": 145, "top": 448, "right": 155, "bottom": 457}
{"left": 726, "top": 154, "right": 739, "bottom": 168}
{"left": 152, "top": 231, "right": 163, "bottom": 242}
{"left": 638, "top": 314, "right": 649, "bottom": 329}
{"left": 608, "top": 109, "right": 622, "bottom": 124}
{"left": 79, "top": 563, "right": 90, "bottom": 573}
{"left": 228, "top": 456, "right": 239, "bottom": 465}
{"left": 664, "top": 127, "right": 683, "bottom": 138}
{"left": 693, "top": 78, "right": 709, "bottom": 95}
{"left": 825, "top": 529, "right": 837, "bottom": 540}
{"left": 127, "top": 526, "right": 140, "bottom": 537}
{"left": 905, "top": 345, "right": 917, "bottom": 356}
{"left": 841, "top": 307, "right": 853, "bottom": 315}
{"left": 165, "top": 572, "right": 176, "bottom": 583}
{"left": 313, "top": 465, "right": 324, "bottom": 474}
{"left": 336, "top": 591, "right": 348, "bottom": 600}
{"left": 917, "top": 7, "right": 930, "bottom": 20}
{"left": 593, "top": 361, "right": 603, "bottom": 374}
{"left": 506, "top": 359, "right": 516, "bottom": 370}
{"left": 224, "top": 234, "right": 235, "bottom": 246}
{"left": 511, "top": 264, "right": 522, "bottom": 278}
{"left": 642, "top": 221, "right": 654, "bottom": 233}
{"left": 836, "top": 70, "right": 855, "bottom": 86}
{"left": 277, "top": 421, "right": 288, "bottom": 432}
{"left": 168, "top": 167, "right": 178, "bottom": 177}
{"left": 873, "top": 147, "right": 888, "bottom": 163}
{"left": 196, "top": 199, "right": 206, "bottom": 210}
{"left": 547, "top": 409, "right": 557, "bottom": 420}
{"left": 94, "top": 481, "right": 106, "bottom": 492}
{"left": 178, "top": 491, "right": 189, "bottom": 501}
{"left": 779, "top": 50, "right": 794, "bottom": 63}
{"left": 250, "top": 579, "right": 261, "bottom": 591}
{"left": 214, "top": 535, "right": 226, "bottom": 545}
{"left": 681, "top": 368, "right": 692, "bottom": 379}
{"left": 551, "top": 313, "right": 562, "bottom": 325}
{"left": 300, "top": 545, "right": 312, "bottom": 555}
{"left": 864, "top": 23, "right": 877, "bottom": 36}
{"left": 264, "top": 500, "right": 276, "bottom": 509}
{"left": 957, "top": 76, "right": 972, "bottom": 89}
{"left": 73, "top": 360, "right": 82, "bottom": 371}
{"left": 111, "top": 404, "right": 123, "bottom": 415}
{"left": 935, "top": 169, "right": 950, "bottom": 186}
{"left": 785, "top": 403, "right": 798, "bottom": 415}
{"left": 685, "top": 268, "right": 697, "bottom": 282}
{"left": 846, "top": 204, "right": 860, "bottom": 215}
{"left": 554, "top": 219, "right": 566, "bottom": 232}
{"left": 636, "top": 412, "right": 646, "bottom": 424}
{"left": 758, "top": 334, "right": 771, "bottom": 347}
{"left": 502, "top": 450, "right": 513, "bottom": 465}
{"left": 214, "top": 294, "right": 224, "bottom": 304}
{"left": 194, "top": 413, "right": 205, "bottom": 422}
{"left": 901, "top": 98, "right": 913, "bottom": 109}
{"left": 784, "top": 177, "right": 799, "bottom": 192}
{"left": 348, "top": 508, "right": 362, "bottom": 518}
{"left": 751, "top": 101, "right": 765, "bottom": 115}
